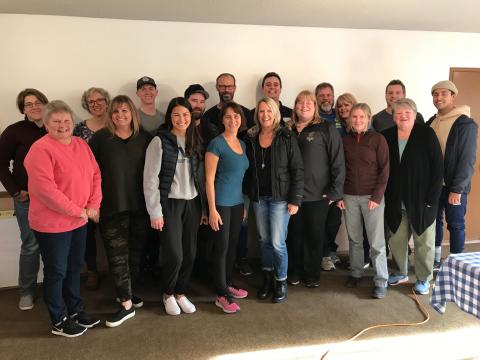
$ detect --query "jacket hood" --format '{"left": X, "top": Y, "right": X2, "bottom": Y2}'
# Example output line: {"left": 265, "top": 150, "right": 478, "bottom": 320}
{"left": 246, "top": 124, "right": 290, "bottom": 139}
{"left": 436, "top": 105, "right": 471, "bottom": 122}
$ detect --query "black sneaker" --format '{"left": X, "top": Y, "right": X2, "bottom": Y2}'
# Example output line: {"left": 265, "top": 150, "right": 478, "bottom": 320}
{"left": 52, "top": 317, "right": 87, "bottom": 338}
{"left": 433, "top": 260, "right": 442, "bottom": 273}
{"left": 70, "top": 311, "right": 100, "bottom": 328}
{"left": 238, "top": 258, "right": 253, "bottom": 276}
{"left": 115, "top": 295, "right": 144, "bottom": 308}
{"left": 105, "top": 306, "right": 135, "bottom": 328}
{"left": 287, "top": 274, "right": 300, "bottom": 286}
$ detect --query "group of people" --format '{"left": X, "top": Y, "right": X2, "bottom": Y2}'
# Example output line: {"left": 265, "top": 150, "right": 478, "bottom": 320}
{"left": 0, "top": 72, "right": 477, "bottom": 338}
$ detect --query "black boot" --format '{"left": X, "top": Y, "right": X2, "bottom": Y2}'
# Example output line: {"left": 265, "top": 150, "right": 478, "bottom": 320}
{"left": 257, "top": 270, "right": 273, "bottom": 300}
{"left": 272, "top": 280, "right": 287, "bottom": 303}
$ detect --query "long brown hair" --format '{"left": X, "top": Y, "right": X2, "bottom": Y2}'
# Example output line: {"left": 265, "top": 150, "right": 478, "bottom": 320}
{"left": 164, "top": 97, "right": 203, "bottom": 158}
{"left": 106, "top": 95, "right": 140, "bottom": 136}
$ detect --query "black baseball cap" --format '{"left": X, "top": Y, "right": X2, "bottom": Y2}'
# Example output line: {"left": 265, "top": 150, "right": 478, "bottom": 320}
{"left": 137, "top": 76, "right": 157, "bottom": 90}
{"left": 184, "top": 84, "right": 209, "bottom": 100}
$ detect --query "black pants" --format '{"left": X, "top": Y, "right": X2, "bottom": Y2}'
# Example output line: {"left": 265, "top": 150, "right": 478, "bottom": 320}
{"left": 287, "top": 199, "right": 329, "bottom": 281}
{"left": 211, "top": 204, "right": 243, "bottom": 296}
{"left": 161, "top": 197, "right": 201, "bottom": 295}
{"left": 85, "top": 220, "right": 97, "bottom": 271}
{"left": 99, "top": 211, "right": 148, "bottom": 301}
{"left": 325, "top": 202, "right": 342, "bottom": 255}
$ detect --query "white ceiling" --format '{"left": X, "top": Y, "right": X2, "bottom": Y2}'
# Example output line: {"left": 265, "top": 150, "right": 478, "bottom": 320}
{"left": 1, "top": 0, "right": 480, "bottom": 33}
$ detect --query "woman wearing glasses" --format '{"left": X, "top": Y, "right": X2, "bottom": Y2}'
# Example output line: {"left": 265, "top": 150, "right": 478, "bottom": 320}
{"left": 73, "top": 87, "right": 111, "bottom": 290}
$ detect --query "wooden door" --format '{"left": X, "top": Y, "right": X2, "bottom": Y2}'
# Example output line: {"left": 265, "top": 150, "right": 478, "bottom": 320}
{"left": 449, "top": 68, "right": 480, "bottom": 241}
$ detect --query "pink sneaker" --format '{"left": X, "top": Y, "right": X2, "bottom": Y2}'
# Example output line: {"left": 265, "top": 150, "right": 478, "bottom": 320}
{"left": 215, "top": 296, "right": 240, "bottom": 313}
{"left": 227, "top": 286, "right": 248, "bottom": 299}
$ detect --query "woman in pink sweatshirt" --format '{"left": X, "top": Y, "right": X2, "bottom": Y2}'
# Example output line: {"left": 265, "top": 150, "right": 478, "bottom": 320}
{"left": 24, "top": 100, "right": 102, "bottom": 338}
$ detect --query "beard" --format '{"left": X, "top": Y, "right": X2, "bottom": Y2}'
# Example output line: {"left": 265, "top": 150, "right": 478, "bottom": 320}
{"left": 192, "top": 108, "right": 203, "bottom": 120}
{"left": 220, "top": 92, "right": 233, "bottom": 102}
{"left": 320, "top": 102, "right": 333, "bottom": 113}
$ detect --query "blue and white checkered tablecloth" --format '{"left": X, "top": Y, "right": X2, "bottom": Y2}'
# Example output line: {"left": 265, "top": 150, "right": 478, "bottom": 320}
{"left": 430, "top": 252, "right": 480, "bottom": 319}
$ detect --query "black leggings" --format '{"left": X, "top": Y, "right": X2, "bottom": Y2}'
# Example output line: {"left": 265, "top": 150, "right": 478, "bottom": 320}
{"left": 211, "top": 204, "right": 244, "bottom": 296}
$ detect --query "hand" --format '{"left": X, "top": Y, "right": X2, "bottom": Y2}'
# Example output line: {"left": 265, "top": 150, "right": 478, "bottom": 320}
{"left": 15, "top": 190, "right": 29, "bottom": 202}
{"left": 86, "top": 208, "right": 100, "bottom": 223}
{"left": 243, "top": 207, "right": 248, "bottom": 223}
{"left": 209, "top": 209, "right": 223, "bottom": 231}
{"left": 80, "top": 208, "right": 88, "bottom": 222}
{"left": 368, "top": 200, "right": 379, "bottom": 210}
{"left": 287, "top": 204, "right": 299, "bottom": 215}
{"left": 151, "top": 217, "right": 164, "bottom": 231}
{"left": 448, "top": 192, "right": 461, "bottom": 206}
{"left": 337, "top": 200, "right": 345, "bottom": 210}
{"left": 200, "top": 215, "right": 208, "bottom": 225}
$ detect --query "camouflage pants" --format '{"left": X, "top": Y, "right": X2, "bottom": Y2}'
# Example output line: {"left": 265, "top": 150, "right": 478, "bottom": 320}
{"left": 99, "top": 211, "right": 148, "bottom": 301}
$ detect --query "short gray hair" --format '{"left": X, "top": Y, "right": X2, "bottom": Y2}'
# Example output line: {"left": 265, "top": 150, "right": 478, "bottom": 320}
{"left": 392, "top": 98, "right": 417, "bottom": 114}
{"left": 43, "top": 100, "right": 74, "bottom": 124}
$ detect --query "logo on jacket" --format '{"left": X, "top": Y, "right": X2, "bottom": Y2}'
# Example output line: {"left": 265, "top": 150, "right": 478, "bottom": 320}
{"left": 306, "top": 132, "right": 315, "bottom": 142}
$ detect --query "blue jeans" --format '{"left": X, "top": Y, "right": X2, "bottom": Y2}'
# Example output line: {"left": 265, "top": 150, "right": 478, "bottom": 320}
{"left": 14, "top": 199, "right": 40, "bottom": 296}
{"left": 435, "top": 186, "right": 468, "bottom": 254}
{"left": 253, "top": 197, "right": 290, "bottom": 281}
{"left": 34, "top": 225, "right": 86, "bottom": 324}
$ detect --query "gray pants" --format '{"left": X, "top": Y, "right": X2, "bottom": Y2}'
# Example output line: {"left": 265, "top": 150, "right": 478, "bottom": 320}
{"left": 389, "top": 210, "right": 435, "bottom": 282}
{"left": 344, "top": 195, "right": 388, "bottom": 287}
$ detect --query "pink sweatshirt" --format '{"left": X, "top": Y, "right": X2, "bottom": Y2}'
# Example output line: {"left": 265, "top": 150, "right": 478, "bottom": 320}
{"left": 24, "top": 135, "right": 102, "bottom": 232}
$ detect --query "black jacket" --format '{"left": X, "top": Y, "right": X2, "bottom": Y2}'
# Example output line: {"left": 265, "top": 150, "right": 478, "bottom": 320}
{"left": 288, "top": 119, "right": 345, "bottom": 202}
{"left": 243, "top": 126, "right": 304, "bottom": 206}
{"left": 426, "top": 114, "right": 478, "bottom": 194}
{"left": 156, "top": 128, "right": 206, "bottom": 216}
{"left": 382, "top": 124, "right": 443, "bottom": 235}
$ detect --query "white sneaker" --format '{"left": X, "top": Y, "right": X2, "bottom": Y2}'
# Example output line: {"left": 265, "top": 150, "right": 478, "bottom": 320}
{"left": 163, "top": 295, "right": 181, "bottom": 316}
{"left": 176, "top": 296, "right": 196, "bottom": 314}
{"left": 321, "top": 257, "right": 336, "bottom": 271}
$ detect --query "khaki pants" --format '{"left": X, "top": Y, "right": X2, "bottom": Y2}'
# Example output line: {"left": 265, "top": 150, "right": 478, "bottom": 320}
{"left": 388, "top": 210, "right": 435, "bottom": 282}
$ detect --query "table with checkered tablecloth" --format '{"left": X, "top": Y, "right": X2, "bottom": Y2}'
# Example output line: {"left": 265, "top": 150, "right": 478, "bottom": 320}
{"left": 430, "top": 252, "right": 480, "bottom": 319}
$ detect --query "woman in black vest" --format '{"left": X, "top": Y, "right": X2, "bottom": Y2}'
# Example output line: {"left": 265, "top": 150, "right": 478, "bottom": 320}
{"left": 143, "top": 97, "right": 206, "bottom": 315}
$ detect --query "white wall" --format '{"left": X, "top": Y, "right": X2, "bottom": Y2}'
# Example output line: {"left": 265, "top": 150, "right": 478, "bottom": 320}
{"left": 1, "top": 14, "right": 480, "bottom": 286}
{"left": 2, "top": 14, "right": 480, "bottom": 129}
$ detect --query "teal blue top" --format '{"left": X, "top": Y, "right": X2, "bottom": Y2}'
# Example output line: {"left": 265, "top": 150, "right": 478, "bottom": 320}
{"left": 207, "top": 135, "right": 249, "bottom": 206}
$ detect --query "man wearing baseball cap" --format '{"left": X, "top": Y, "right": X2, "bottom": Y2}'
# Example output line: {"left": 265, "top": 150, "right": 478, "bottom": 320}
{"left": 427, "top": 80, "right": 478, "bottom": 269}
{"left": 136, "top": 76, "right": 165, "bottom": 135}
{"left": 184, "top": 84, "right": 209, "bottom": 127}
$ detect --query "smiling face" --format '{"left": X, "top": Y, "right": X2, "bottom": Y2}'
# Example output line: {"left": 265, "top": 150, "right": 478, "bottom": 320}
{"left": 295, "top": 96, "right": 315, "bottom": 123}
{"left": 23, "top": 95, "right": 45, "bottom": 122}
{"left": 432, "top": 88, "right": 455, "bottom": 114}
{"left": 393, "top": 105, "right": 416, "bottom": 132}
{"left": 170, "top": 105, "right": 191, "bottom": 135}
{"left": 385, "top": 84, "right": 404, "bottom": 108}
{"left": 337, "top": 100, "right": 353, "bottom": 120}
{"left": 222, "top": 107, "right": 242, "bottom": 134}
{"left": 350, "top": 108, "right": 370, "bottom": 133}
{"left": 45, "top": 111, "right": 73, "bottom": 144}
{"left": 262, "top": 76, "right": 281, "bottom": 101}
{"left": 136, "top": 84, "right": 158, "bottom": 106}
{"left": 87, "top": 91, "right": 108, "bottom": 117}
{"left": 111, "top": 102, "right": 133, "bottom": 131}
{"left": 257, "top": 101, "right": 275, "bottom": 130}
{"left": 316, "top": 87, "right": 334, "bottom": 113}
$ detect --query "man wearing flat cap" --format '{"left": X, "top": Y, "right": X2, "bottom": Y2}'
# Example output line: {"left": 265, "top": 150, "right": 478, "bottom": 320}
{"left": 136, "top": 76, "right": 165, "bottom": 135}
{"left": 427, "top": 80, "right": 478, "bottom": 269}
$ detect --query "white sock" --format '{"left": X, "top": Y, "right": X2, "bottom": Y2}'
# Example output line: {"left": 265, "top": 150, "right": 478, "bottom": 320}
{"left": 434, "top": 246, "right": 442, "bottom": 262}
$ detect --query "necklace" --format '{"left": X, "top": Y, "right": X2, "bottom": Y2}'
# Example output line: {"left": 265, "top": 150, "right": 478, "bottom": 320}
{"left": 261, "top": 147, "right": 267, "bottom": 169}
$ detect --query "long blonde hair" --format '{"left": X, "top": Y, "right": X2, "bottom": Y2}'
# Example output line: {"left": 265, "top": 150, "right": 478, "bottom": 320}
{"left": 291, "top": 90, "right": 322, "bottom": 125}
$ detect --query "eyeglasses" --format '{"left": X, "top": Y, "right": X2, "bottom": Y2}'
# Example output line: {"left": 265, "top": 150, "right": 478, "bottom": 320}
{"left": 24, "top": 101, "right": 43, "bottom": 109}
{"left": 217, "top": 85, "right": 235, "bottom": 90}
{"left": 88, "top": 98, "right": 106, "bottom": 106}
